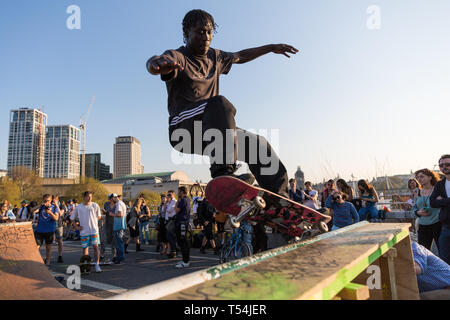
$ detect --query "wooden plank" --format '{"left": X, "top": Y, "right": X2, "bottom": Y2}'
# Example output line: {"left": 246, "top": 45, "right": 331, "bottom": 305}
{"left": 0, "top": 222, "right": 95, "bottom": 300}
{"left": 160, "top": 223, "right": 412, "bottom": 300}
{"left": 337, "top": 283, "right": 369, "bottom": 300}
{"left": 391, "top": 236, "right": 420, "bottom": 299}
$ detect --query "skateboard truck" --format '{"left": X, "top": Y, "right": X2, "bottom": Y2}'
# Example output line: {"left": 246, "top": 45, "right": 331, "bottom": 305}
{"left": 229, "top": 196, "right": 266, "bottom": 229}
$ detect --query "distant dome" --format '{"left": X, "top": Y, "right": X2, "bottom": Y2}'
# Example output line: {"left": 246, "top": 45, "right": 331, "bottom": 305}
{"left": 295, "top": 166, "right": 305, "bottom": 189}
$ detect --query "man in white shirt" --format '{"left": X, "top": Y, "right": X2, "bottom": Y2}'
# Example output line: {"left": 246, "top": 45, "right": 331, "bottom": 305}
{"left": 164, "top": 190, "right": 177, "bottom": 258}
{"left": 70, "top": 191, "right": 102, "bottom": 272}
{"left": 165, "top": 191, "right": 177, "bottom": 222}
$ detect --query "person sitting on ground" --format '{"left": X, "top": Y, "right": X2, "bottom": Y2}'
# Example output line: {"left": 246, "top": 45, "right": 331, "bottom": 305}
{"left": 412, "top": 241, "right": 450, "bottom": 296}
{"left": 1, "top": 201, "right": 16, "bottom": 222}
{"left": 357, "top": 179, "right": 379, "bottom": 221}
{"left": 325, "top": 190, "right": 359, "bottom": 231}
{"left": 198, "top": 198, "right": 219, "bottom": 255}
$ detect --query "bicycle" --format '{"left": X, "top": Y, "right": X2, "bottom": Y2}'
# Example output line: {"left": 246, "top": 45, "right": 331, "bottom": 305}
{"left": 219, "top": 224, "right": 253, "bottom": 263}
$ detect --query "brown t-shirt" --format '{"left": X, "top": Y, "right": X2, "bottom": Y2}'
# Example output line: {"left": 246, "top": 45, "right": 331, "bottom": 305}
{"left": 160, "top": 46, "right": 235, "bottom": 117}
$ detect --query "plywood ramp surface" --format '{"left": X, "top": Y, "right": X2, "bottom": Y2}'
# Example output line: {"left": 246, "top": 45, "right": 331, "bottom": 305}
{"left": 0, "top": 222, "right": 95, "bottom": 300}
{"left": 161, "top": 223, "right": 415, "bottom": 300}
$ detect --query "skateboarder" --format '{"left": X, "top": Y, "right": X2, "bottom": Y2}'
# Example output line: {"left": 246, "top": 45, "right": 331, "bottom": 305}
{"left": 70, "top": 191, "right": 103, "bottom": 273}
{"left": 146, "top": 9, "right": 298, "bottom": 197}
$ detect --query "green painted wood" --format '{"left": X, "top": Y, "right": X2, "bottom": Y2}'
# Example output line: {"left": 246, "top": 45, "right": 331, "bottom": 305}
{"left": 161, "top": 223, "right": 412, "bottom": 300}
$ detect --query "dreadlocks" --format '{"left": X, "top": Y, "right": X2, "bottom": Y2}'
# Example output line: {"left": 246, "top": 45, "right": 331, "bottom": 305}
{"left": 182, "top": 9, "right": 218, "bottom": 43}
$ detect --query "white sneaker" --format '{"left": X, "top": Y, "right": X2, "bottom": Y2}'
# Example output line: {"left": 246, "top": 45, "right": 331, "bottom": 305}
{"left": 95, "top": 264, "right": 102, "bottom": 273}
{"left": 175, "top": 261, "right": 190, "bottom": 268}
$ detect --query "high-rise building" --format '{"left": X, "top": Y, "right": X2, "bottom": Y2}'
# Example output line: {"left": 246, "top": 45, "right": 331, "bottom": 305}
{"left": 7, "top": 108, "right": 47, "bottom": 177}
{"left": 85, "top": 153, "right": 112, "bottom": 181}
{"left": 44, "top": 125, "right": 81, "bottom": 179}
{"left": 113, "top": 136, "right": 144, "bottom": 178}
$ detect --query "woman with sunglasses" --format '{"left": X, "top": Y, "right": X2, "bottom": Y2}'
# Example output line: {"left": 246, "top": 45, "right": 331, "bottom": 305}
{"left": 325, "top": 190, "right": 359, "bottom": 231}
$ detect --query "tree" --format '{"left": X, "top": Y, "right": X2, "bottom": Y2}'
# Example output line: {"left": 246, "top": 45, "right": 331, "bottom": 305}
{"left": 0, "top": 177, "right": 21, "bottom": 206}
{"left": 133, "top": 190, "right": 162, "bottom": 214}
{"left": 9, "top": 166, "right": 43, "bottom": 202}
{"left": 66, "top": 177, "right": 109, "bottom": 204}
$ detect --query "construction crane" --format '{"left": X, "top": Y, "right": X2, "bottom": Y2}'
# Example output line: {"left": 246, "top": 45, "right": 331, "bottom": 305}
{"left": 80, "top": 96, "right": 95, "bottom": 178}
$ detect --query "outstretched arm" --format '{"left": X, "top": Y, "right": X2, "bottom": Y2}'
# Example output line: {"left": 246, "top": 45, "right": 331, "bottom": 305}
{"left": 146, "top": 55, "right": 184, "bottom": 75}
{"left": 232, "top": 44, "right": 299, "bottom": 64}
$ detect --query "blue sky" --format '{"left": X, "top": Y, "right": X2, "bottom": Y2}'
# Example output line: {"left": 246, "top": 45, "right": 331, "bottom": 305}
{"left": 1, "top": 0, "right": 449, "bottom": 183}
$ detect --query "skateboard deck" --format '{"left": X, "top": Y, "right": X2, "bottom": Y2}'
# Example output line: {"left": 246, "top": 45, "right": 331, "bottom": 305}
{"left": 205, "top": 176, "right": 332, "bottom": 237}
{"left": 79, "top": 255, "right": 92, "bottom": 274}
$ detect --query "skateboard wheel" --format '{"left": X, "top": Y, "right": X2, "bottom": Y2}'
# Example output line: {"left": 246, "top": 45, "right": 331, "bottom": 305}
{"left": 229, "top": 216, "right": 241, "bottom": 229}
{"left": 318, "top": 221, "right": 329, "bottom": 233}
{"left": 253, "top": 196, "right": 266, "bottom": 209}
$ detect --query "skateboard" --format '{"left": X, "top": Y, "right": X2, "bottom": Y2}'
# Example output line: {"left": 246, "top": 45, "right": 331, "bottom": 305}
{"left": 205, "top": 176, "right": 332, "bottom": 238}
{"left": 79, "top": 255, "right": 91, "bottom": 274}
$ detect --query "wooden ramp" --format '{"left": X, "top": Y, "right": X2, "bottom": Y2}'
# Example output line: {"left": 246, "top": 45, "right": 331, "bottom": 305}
{"left": 0, "top": 222, "right": 95, "bottom": 300}
{"left": 157, "top": 222, "right": 419, "bottom": 300}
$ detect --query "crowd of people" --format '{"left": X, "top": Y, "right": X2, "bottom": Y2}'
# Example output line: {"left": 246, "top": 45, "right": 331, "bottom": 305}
{"left": 1, "top": 154, "right": 449, "bottom": 292}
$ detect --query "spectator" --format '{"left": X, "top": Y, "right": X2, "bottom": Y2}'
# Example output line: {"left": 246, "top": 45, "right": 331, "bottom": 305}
{"left": 156, "top": 194, "right": 168, "bottom": 254}
{"left": 214, "top": 210, "right": 228, "bottom": 248}
{"left": 174, "top": 186, "right": 191, "bottom": 268}
{"left": 32, "top": 194, "right": 60, "bottom": 266}
{"left": 192, "top": 190, "right": 203, "bottom": 228}
{"left": 125, "top": 198, "right": 145, "bottom": 253}
{"left": 165, "top": 190, "right": 178, "bottom": 258}
{"left": 408, "top": 178, "right": 422, "bottom": 207}
{"left": 357, "top": 180, "right": 379, "bottom": 221}
{"left": 325, "top": 190, "right": 359, "bottom": 230}
{"left": 138, "top": 196, "right": 151, "bottom": 246}
{"left": 100, "top": 194, "right": 116, "bottom": 262}
{"left": 302, "top": 181, "right": 319, "bottom": 210}
{"left": 17, "top": 200, "right": 30, "bottom": 222}
{"left": 252, "top": 222, "right": 268, "bottom": 253}
{"left": 198, "top": 198, "right": 219, "bottom": 255}
{"left": 320, "top": 179, "right": 336, "bottom": 208}
{"left": 413, "top": 169, "right": 442, "bottom": 251}
{"left": 1, "top": 201, "right": 16, "bottom": 222}
{"left": 430, "top": 154, "right": 450, "bottom": 265}
{"left": 336, "top": 179, "right": 354, "bottom": 202}
{"left": 412, "top": 242, "right": 450, "bottom": 294}
{"left": 110, "top": 193, "right": 127, "bottom": 264}
{"left": 70, "top": 191, "right": 102, "bottom": 273}
{"left": 288, "top": 178, "right": 303, "bottom": 203}
{"left": 52, "top": 195, "right": 66, "bottom": 263}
